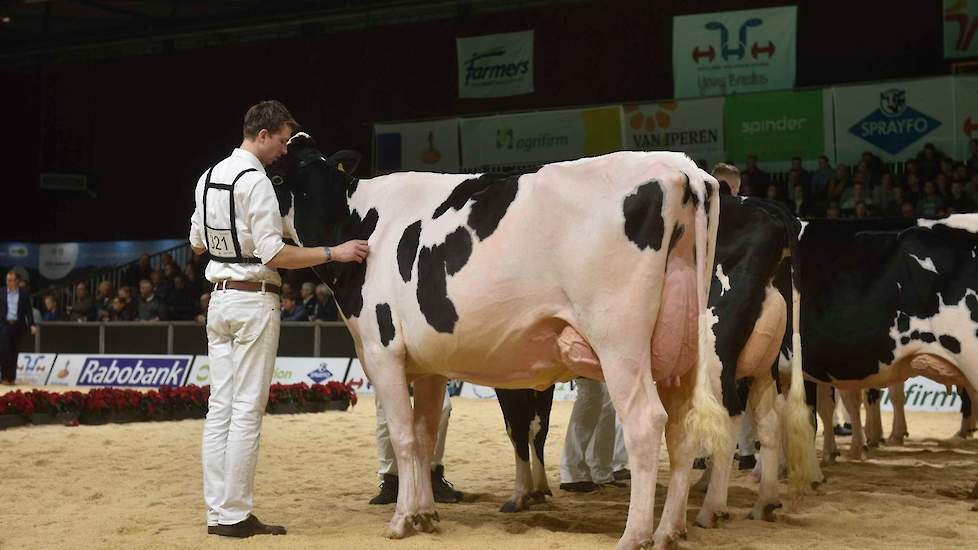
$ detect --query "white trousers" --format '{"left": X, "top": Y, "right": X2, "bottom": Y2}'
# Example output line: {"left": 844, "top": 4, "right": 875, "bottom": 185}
{"left": 202, "top": 290, "right": 280, "bottom": 526}
{"left": 560, "top": 378, "right": 628, "bottom": 484}
{"left": 376, "top": 389, "right": 452, "bottom": 476}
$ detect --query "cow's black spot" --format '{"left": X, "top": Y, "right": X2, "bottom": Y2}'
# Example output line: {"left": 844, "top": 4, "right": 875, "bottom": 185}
{"left": 940, "top": 334, "right": 962, "bottom": 354}
{"left": 866, "top": 388, "right": 881, "bottom": 405}
{"left": 667, "top": 223, "right": 685, "bottom": 256}
{"left": 331, "top": 208, "right": 379, "bottom": 319}
{"left": 346, "top": 178, "right": 359, "bottom": 198}
{"left": 910, "top": 330, "right": 937, "bottom": 344}
{"left": 682, "top": 173, "right": 699, "bottom": 207}
{"left": 376, "top": 303, "right": 395, "bottom": 346}
{"left": 434, "top": 176, "right": 494, "bottom": 218}
{"left": 416, "top": 226, "right": 472, "bottom": 333}
{"left": 900, "top": 336, "right": 911, "bottom": 346}
{"left": 397, "top": 220, "right": 423, "bottom": 283}
{"left": 703, "top": 180, "right": 713, "bottom": 227}
{"left": 468, "top": 176, "right": 519, "bottom": 240}
{"left": 623, "top": 181, "right": 665, "bottom": 251}
{"left": 897, "top": 312, "right": 910, "bottom": 333}
{"left": 967, "top": 294, "right": 978, "bottom": 324}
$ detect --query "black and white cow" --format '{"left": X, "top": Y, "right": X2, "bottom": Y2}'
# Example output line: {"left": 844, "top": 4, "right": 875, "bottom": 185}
{"left": 273, "top": 134, "right": 724, "bottom": 550}
{"left": 780, "top": 216, "right": 978, "bottom": 481}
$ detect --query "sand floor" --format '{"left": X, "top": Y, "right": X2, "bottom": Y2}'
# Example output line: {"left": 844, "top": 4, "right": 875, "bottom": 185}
{"left": 1, "top": 390, "right": 977, "bottom": 550}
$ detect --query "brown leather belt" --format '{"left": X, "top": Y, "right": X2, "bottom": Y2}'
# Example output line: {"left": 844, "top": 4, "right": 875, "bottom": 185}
{"left": 213, "top": 280, "right": 282, "bottom": 295}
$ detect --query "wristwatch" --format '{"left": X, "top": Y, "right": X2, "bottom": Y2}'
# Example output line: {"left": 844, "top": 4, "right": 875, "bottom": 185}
{"left": 324, "top": 246, "right": 332, "bottom": 262}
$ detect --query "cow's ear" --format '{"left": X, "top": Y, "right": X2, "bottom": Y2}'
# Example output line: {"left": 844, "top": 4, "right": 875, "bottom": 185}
{"left": 328, "top": 150, "right": 362, "bottom": 175}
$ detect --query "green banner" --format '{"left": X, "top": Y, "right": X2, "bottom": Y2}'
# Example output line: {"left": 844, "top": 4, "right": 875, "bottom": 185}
{"left": 724, "top": 89, "right": 825, "bottom": 163}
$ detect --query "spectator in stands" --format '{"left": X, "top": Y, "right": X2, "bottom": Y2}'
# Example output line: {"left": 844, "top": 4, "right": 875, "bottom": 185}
{"left": 784, "top": 169, "right": 803, "bottom": 201}
{"left": 315, "top": 284, "right": 338, "bottom": 321}
{"left": 854, "top": 201, "right": 869, "bottom": 219}
{"left": 124, "top": 253, "right": 153, "bottom": 287}
{"left": 855, "top": 160, "right": 877, "bottom": 189}
{"left": 737, "top": 172, "right": 753, "bottom": 197}
{"left": 860, "top": 152, "right": 883, "bottom": 185}
{"left": 281, "top": 282, "right": 294, "bottom": 298}
{"left": 828, "top": 164, "right": 850, "bottom": 204}
{"left": 68, "top": 282, "right": 95, "bottom": 322}
{"left": 953, "top": 161, "right": 968, "bottom": 184}
{"left": 916, "top": 143, "right": 943, "bottom": 182}
{"left": 163, "top": 262, "right": 179, "bottom": 282}
{"left": 743, "top": 155, "right": 770, "bottom": 197}
{"left": 937, "top": 206, "right": 950, "bottom": 218}
{"left": 764, "top": 183, "right": 788, "bottom": 209}
{"left": 873, "top": 173, "right": 898, "bottom": 216}
{"left": 789, "top": 181, "right": 813, "bottom": 217}
{"left": 882, "top": 186, "right": 906, "bottom": 217}
{"left": 935, "top": 173, "right": 950, "bottom": 198}
{"left": 41, "top": 294, "right": 63, "bottom": 321}
{"left": 195, "top": 292, "right": 210, "bottom": 325}
{"left": 967, "top": 139, "right": 978, "bottom": 177}
{"left": 117, "top": 286, "right": 138, "bottom": 319}
{"left": 300, "top": 282, "right": 317, "bottom": 321}
{"left": 109, "top": 296, "right": 135, "bottom": 322}
{"left": 281, "top": 292, "right": 306, "bottom": 321}
{"left": 810, "top": 155, "right": 834, "bottom": 216}
{"left": 905, "top": 174, "right": 922, "bottom": 204}
{"left": 150, "top": 270, "right": 173, "bottom": 303}
{"left": 95, "top": 281, "right": 114, "bottom": 321}
{"left": 900, "top": 201, "right": 916, "bottom": 218}
{"left": 947, "top": 180, "right": 977, "bottom": 213}
{"left": 916, "top": 180, "right": 946, "bottom": 218}
{"left": 183, "top": 263, "right": 203, "bottom": 299}
{"left": 161, "top": 253, "right": 175, "bottom": 271}
{"left": 826, "top": 201, "right": 841, "bottom": 219}
{"left": 137, "top": 279, "right": 163, "bottom": 322}
{"left": 188, "top": 253, "right": 206, "bottom": 283}
{"left": 167, "top": 275, "right": 197, "bottom": 320}
{"left": 790, "top": 156, "right": 810, "bottom": 186}
{"left": 841, "top": 181, "right": 872, "bottom": 217}
{"left": 940, "top": 158, "right": 954, "bottom": 179}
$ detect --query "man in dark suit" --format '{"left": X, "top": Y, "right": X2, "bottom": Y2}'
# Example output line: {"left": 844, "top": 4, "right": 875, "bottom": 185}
{"left": 0, "top": 270, "right": 36, "bottom": 384}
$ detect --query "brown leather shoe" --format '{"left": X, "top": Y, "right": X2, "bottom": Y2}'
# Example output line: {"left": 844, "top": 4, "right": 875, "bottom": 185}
{"left": 212, "top": 514, "right": 287, "bottom": 538}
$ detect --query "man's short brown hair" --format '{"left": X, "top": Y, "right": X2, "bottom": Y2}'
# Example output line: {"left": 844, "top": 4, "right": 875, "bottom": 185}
{"left": 711, "top": 162, "right": 740, "bottom": 178}
{"left": 243, "top": 100, "right": 298, "bottom": 139}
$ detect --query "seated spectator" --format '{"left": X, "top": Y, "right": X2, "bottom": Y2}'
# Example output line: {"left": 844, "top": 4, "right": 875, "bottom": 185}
{"left": 150, "top": 270, "right": 173, "bottom": 303}
{"left": 41, "top": 295, "right": 63, "bottom": 321}
{"left": 300, "top": 282, "right": 317, "bottom": 321}
{"left": 828, "top": 164, "right": 850, "bottom": 203}
{"left": 109, "top": 296, "right": 136, "bottom": 322}
{"left": 95, "top": 281, "right": 114, "bottom": 321}
{"left": 882, "top": 186, "right": 906, "bottom": 217}
{"left": 790, "top": 156, "right": 810, "bottom": 186}
{"left": 860, "top": 151, "right": 883, "bottom": 185}
{"left": 195, "top": 292, "right": 210, "bottom": 325}
{"left": 162, "top": 262, "right": 179, "bottom": 283}
{"left": 897, "top": 159, "right": 918, "bottom": 187}
{"left": 124, "top": 253, "right": 153, "bottom": 288}
{"left": 743, "top": 155, "right": 770, "bottom": 197}
{"left": 281, "top": 292, "right": 306, "bottom": 321}
{"left": 940, "top": 158, "right": 954, "bottom": 179}
{"left": 840, "top": 181, "right": 872, "bottom": 216}
{"left": 947, "top": 181, "right": 977, "bottom": 213}
{"left": 167, "top": 275, "right": 197, "bottom": 320}
{"left": 137, "top": 279, "right": 163, "bottom": 322}
{"left": 873, "top": 173, "right": 898, "bottom": 215}
{"left": 936, "top": 206, "right": 950, "bottom": 218}
{"left": 117, "top": 286, "right": 138, "bottom": 319}
{"left": 953, "top": 161, "right": 968, "bottom": 183}
{"left": 764, "top": 183, "right": 788, "bottom": 208}
{"left": 315, "top": 284, "right": 338, "bottom": 321}
{"left": 854, "top": 201, "right": 869, "bottom": 219}
{"left": 183, "top": 264, "right": 203, "bottom": 298}
{"left": 916, "top": 180, "right": 946, "bottom": 218}
{"left": 68, "top": 282, "right": 95, "bottom": 322}
{"left": 916, "top": 143, "right": 943, "bottom": 182}
{"left": 281, "top": 282, "right": 294, "bottom": 298}
{"left": 826, "top": 201, "right": 841, "bottom": 219}
{"left": 905, "top": 173, "right": 922, "bottom": 204}
{"left": 810, "top": 155, "right": 834, "bottom": 216}
{"left": 161, "top": 253, "right": 175, "bottom": 271}
{"left": 935, "top": 173, "right": 950, "bottom": 198}
{"left": 789, "top": 182, "right": 813, "bottom": 217}
{"left": 900, "top": 201, "right": 917, "bottom": 218}
{"left": 784, "top": 169, "right": 803, "bottom": 201}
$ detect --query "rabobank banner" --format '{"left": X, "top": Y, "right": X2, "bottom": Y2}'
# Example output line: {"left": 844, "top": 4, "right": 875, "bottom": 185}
{"left": 185, "top": 356, "right": 350, "bottom": 387}
{"left": 623, "top": 98, "right": 725, "bottom": 165}
{"left": 49, "top": 354, "right": 192, "bottom": 388}
{"left": 374, "top": 119, "right": 460, "bottom": 173}
{"left": 834, "top": 77, "right": 955, "bottom": 164}
{"left": 457, "top": 30, "right": 534, "bottom": 98}
{"left": 673, "top": 6, "right": 797, "bottom": 98}
{"left": 460, "top": 106, "right": 624, "bottom": 171}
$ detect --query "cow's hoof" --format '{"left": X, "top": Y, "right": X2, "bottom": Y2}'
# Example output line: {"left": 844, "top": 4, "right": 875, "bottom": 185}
{"left": 652, "top": 533, "right": 680, "bottom": 550}
{"left": 887, "top": 436, "right": 905, "bottom": 446}
{"left": 499, "top": 500, "right": 522, "bottom": 513}
{"left": 410, "top": 512, "right": 439, "bottom": 533}
{"left": 529, "top": 491, "right": 549, "bottom": 504}
{"left": 637, "top": 540, "right": 656, "bottom": 550}
{"left": 384, "top": 517, "right": 411, "bottom": 539}
{"left": 694, "top": 510, "right": 727, "bottom": 529}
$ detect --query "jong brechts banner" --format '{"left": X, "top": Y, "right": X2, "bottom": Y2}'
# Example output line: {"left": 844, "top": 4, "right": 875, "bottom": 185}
{"left": 673, "top": 6, "right": 797, "bottom": 98}
{"left": 623, "top": 98, "right": 725, "bottom": 165}
{"left": 459, "top": 106, "right": 623, "bottom": 171}
{"left": 834, "top": 77, "right": 955, "bottom": 164}
{"left": 457, "top": 30, "right": 534, "bottom": 98}
{"left": 724, "top": 88, "right": 832, "bottom": 164}
{"left": 953, "top": 76, "right": 978, "bottom": 160}
{"left": 374, "top": 119, "right": 460, "bottom": 173}
{"left": 944, "top": 0, "right": 978, "bottom": 59}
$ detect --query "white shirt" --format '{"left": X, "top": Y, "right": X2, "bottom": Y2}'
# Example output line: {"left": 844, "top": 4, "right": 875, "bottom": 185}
{"left": 189, "top": 148, "right": 285, "bottom": 286}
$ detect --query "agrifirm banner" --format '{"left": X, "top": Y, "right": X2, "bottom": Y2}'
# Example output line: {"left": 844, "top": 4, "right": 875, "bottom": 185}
{"left": 16, "top": 353, "right": 57, "bottom": 386}
{"left": 724, "top": 88, "right": 831, "bottom": 164}
{"left": 48, "top": 354, "right": 192, "bottom": 388}
{"left": 834, "top": 77, "right": 955, "bottom": 164}
{"left": 623, "top": 98, "right": 725, "bottom": 165}
{"left": 457, "top": 30, "right": 534, "bottom": 98}
{"left": 953, "top": 76, "right": 978, "bottom": 160}
{"left": 673, "top": 6, "right": 797, "bottom": 98}
{"left": 460, "top": 106, "right": 624, "bottom": 171}
{"left": 185, "top": 356, "right": 351, "bottom": 387}
{"left": 374, "top": 119, "right": 460, "bottom": 173}
{"left": 944, "top": 0, "right": 978, "bottom": 59}
{"left": 879, "top": 376, "right": 965, "bottom": 413}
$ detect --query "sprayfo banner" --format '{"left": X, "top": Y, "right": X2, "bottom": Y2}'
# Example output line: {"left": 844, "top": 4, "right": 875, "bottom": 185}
{"left": 953, "top": 76, "right": 978, "bottom": 160}
{"left": 944, "top": 0, "right": 978, "bottom": 59}
{"left": 623, "top": 98, "right": 725, "bottom": 164}
{"left": 457, "top": 30, "right": 534, "bottom": 98}
{"left": 673, "top": 6, "right": 797, "bottom": 98}
{"left": 879, "top": 376, "right": 964, "bottom": 413}
{"left": 185, "top": 356, "right": 351, "bottom": 387}
{"left": 834, "top": 77, "right": 955, "bottom": 164}
{"left": 374, "top": 119, "right": 460, "bottom": 173}
{"left": 724, "top": 89, "right": 831, "bottom": 164}
{"left": 460, "top": 106, "right": 623, "bottom": 171}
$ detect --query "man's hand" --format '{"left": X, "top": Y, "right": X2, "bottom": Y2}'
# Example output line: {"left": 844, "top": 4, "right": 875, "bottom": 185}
{"left": 330, "top": 240, "right": 370, "bottom": 263}
{"left": 192, "top": 246, "right": 206, "bottom": 256}
{"left": 30, "top": 326, "right": 37, "bottom": 336}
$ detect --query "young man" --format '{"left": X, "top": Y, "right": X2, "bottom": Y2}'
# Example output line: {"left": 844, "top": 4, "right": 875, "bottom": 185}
{"left": 0, "top": 271, "right": 36, "bottom": 384}
{"left": 190, "top": 100, "right": 369, "bottom": 538}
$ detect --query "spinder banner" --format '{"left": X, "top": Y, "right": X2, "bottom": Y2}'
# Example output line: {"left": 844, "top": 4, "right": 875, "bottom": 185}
{"left": 457, "top": 30, "right": 534, "bottom": 98}
{"left": 623, "top": 98, "right": 725, "bottom": 165}
{"left": 459, "top": 106, "right": 623, "bottom": 171}
{"left": 944, "top": 0, "right": 978, "bottom": 59}
{"left": 724, "top": 88, "right": 830, "bottom": 164}
{"left": 48, "top": 354, "right": 192, "bottom": 388}
{"left": 833, "top": 77, "right": 955, "bottom": 164}
{"left": 673, "top": 6, "right": 797, "bottom": 98}
{"left": 374, "top": 118, "right": 460, "bottom": 173}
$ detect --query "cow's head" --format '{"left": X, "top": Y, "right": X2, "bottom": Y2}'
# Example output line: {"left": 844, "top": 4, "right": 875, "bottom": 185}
{"left": 268, "top": 131, "right": 362, "bottom": 248}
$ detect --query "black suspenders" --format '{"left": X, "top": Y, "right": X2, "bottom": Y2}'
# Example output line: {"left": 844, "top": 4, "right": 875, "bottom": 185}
{"left": 202, "top": 165, "right": 261, "bottom": 264}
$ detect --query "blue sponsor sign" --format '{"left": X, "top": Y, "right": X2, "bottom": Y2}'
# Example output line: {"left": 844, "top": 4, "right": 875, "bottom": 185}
{"left": 306, "top": 363, "right": 335, "bottom": 384}
{"left": 847, "top": 88, "right": 941, "bottom": 155}
{"left": 76, "top": 356, "right": 191, "bottom": 388}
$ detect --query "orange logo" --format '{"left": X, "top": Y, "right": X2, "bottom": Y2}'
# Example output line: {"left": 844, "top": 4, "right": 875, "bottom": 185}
{"left": 624, "top": 102, "right": 679, "bottom": 131}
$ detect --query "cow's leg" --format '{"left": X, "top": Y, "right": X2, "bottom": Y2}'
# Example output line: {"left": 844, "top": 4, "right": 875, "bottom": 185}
{"left": 654, "top": 381, "right": 696, "bottom": 548}
{"left": 865, "top": 389, "right": 883, "bottom": 448}
{"left": 888, "top": 382, "right": 908, "bottom": 444}
{"left": 839, "top": 389, "right": 865, "bottom": 460}
{"left": 746, "top": 375, "right": 781, "bottom": 521}
{"left": 496, "top": 388, "right": 534, "bottom": 512}
{"left": 410, "top": 374, "right": 446, "bottom": 528}
{"left": 529, "top": 386, "right": 555, "bottom": 502}
{"left": 816, "top": 384, "right": 839, "bottom": 464}
{"left": 695, "top": 413, "right": 738, "bottom": 529}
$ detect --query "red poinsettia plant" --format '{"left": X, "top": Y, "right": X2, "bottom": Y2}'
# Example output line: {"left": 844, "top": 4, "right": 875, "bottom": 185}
{"left": 307, "top": 381, "right": 358, "bottom": 406}
{"left": 0, "top": 390, "right": 36, "bottom": 418}
{"left": 267, "top": 383, "right": 309, "bottom": 406}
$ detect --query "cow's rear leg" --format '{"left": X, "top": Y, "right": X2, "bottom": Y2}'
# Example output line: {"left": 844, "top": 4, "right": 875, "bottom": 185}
{"left": 529, "top": 386, "right": 555, "bottom": 503}
{"left": 407, "top": 375, "right": 446, "bottom": 532}
{"left": 840, "top": 389, "right": 865, "bottom": 460}
{"left": 496, "top": 388, "right": 536, "bottom": 512}
{"left": 746, "top": 376, "right": 782, "bottom": 521}
{"left": 816, "top": 384, "right": 839, "bottom": 464}
{"left": 654, "top": 381, "right": 697, "bottom": 549}
{"left": 695, "top": 414, "right": 738, "bottom": 529}
{"left": 888, "top": 382, "right": 908, "bottom": 444}
{"left": 865, "top": 390, "right": 883, "bottom": 448}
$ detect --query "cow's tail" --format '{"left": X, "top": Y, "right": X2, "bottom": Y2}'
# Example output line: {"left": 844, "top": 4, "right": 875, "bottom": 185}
{"left": 784, "top": 221, "right": 816, "bottom": 494}
{"left": 685, "top": 177, "right": 731, "bottom": 457}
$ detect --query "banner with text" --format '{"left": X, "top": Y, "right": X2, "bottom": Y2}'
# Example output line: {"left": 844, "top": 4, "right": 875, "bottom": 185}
{"left": 944, "top": 0, "right": 978, "bottom": 59}
{"left": 623, "top": 98, "right": 725, "bottom": 165}
{"left": 724, "top": 88, "right": 831, "bottom": 164}
{"left": 834, "top": 77, "right": 955, "bottom": 164}
{"left": 374, "top": 119, "right": 460, "bottom": 173}
{"left": 185, "top": 356, "right": 351, "bottom": 387}
{"left": 457, "top": 30, "right": 534, "bottom": 98}
{"left": 954, "top": 76, "right": 978, "bottom": 160}
{"left": 49, "top": 354, "right": 193, "bottom": 388}
{"left": 16, "top": 353, "right": 57, "bottom": 386}
{"left": 673, "top": 6, "right": 797, "bottom": 98}
{"left": 460, "top": 106, "right": 623, "bottom": 171}
{"left": 880, "top": 376, "right": 965, "bottom": 413}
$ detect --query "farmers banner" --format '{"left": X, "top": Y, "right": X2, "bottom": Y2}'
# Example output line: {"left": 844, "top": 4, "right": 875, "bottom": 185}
{"left": 457, "top": 30, "right": 534, "bottom": 98}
